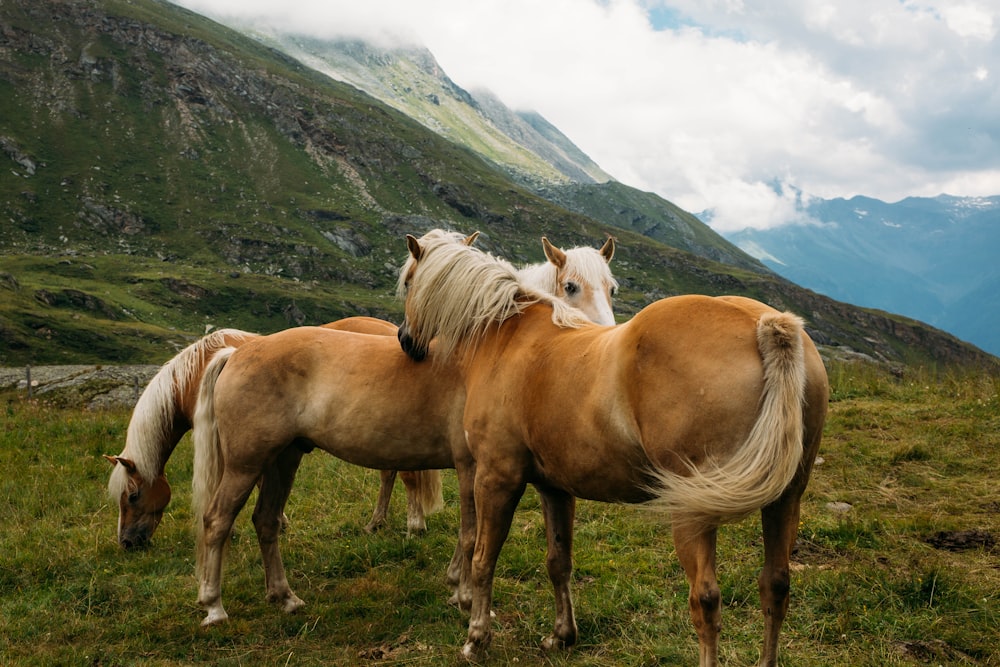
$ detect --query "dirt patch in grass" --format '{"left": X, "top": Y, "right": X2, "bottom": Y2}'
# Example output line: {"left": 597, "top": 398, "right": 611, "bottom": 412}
{"left": 893, "top": 639, "right": 978, "bottom": 664}
{"left": 924, "top": 529, "right": 996, "bottom": 552}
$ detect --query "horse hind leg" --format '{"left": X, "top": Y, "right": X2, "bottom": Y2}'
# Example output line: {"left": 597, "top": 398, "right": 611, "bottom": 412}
{"left": 535, "top": 485, "right": 578, "bottom": 652}
{"left": 364, "top": 470, "right": 398, "bottom": 533}
{"left": 253, "top": 446, "right": 306, "bottom": 614}
{"left": 197, "top": 470, "right": 259, "bottom": 626}
{"left": 672, "top": 522, "right": 721, "bottom": 667}
{"left": 757, "top": 493, "right": 804, "bottom": 667}
{"left": 402, "top": 469, "right": 444, "bottom": 536}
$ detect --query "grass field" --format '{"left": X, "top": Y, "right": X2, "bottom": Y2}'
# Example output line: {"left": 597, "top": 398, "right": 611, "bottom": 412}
{"left": 1, "top": 360, "right": 998, "bottom": 665}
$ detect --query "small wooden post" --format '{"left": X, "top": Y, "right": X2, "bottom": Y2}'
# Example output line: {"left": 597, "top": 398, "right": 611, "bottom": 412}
{"left": 26, "top": 365, "right": 32, "bottom": 399}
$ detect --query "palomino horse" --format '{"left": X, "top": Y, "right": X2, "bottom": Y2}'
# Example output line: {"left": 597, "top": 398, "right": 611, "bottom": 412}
{"left": 396, "top": 229, "right": 829, "bottom": 666}
{"left": 370, "top": 234, "right": 616, "bottom": 532}
{"left": 103, "top": 317, "right": 407, "bottom": 549}
{"left": 104, "top": 236, "right": 616, "bottom": 547}
{"left": 189, "top": 232, "right": 617, "bottom": 626}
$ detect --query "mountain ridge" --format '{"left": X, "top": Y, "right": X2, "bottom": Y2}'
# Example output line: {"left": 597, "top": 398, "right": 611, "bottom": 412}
{"left": 0, "top": 0, "right": 994, "bottom": 371}
{"left": 723, "top": 193, "right": 1000, "bottom": 355}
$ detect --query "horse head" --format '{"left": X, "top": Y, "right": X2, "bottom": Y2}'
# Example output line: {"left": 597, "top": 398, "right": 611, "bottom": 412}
{"left": 104, "top": 454, "right": 171, "bottom": 549}
{"left": 538, "top": 236, "right": 617, "bottom": 327}
{"left": 397, "top": 229, "right": 480, "bottom": 362}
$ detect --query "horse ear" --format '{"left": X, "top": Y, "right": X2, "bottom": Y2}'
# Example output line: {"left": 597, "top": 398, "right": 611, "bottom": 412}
{"left": 405, "top": 234, "right": 422, "bottom": 261}
{"left": 104, "top": 455, "right": 137, "bottom": 474}
{"left": 599, "top": 236, "right": 615, "bottom": 263}
{"left": 542, "top": 237, "right": 567, "bottom": 269}
{"left": 463, "top": 231, "right": 480, "bottom": 246}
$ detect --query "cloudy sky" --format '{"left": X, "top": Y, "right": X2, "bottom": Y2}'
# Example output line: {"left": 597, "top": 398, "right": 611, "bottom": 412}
{"left": 175, "top": 0, "right": 1000, "bottom": 232}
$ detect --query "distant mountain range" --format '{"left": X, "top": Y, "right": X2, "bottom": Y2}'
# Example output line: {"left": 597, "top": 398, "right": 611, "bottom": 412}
{"left": 0, "top": 0, "right": 994, "bottom": 370}
{"left": 719, "top": 194, "right": 1000, "bottom": 355}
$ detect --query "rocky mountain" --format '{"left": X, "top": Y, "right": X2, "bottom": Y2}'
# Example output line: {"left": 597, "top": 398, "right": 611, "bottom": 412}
{"left": 723, "top": 194, "right": 1000, "bottom": 356}
{"left": 238, "top": 31, "right": 765, "bottom": 272}
{"left": 247, "top": 33, "right": 611, "bottom": 188}
{"left": 0, "top": 0, "right": 995, "bottom": 371}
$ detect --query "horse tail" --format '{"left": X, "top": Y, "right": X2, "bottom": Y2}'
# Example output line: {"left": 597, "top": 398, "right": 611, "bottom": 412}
{"left": 191, "top": 346, "right": 237, "bottom": 577}
{"left": 650, "top": 311, "right": 807, "bottom": 531}
{"left": 412, "top": 469, "right": 445, "bottom": 516}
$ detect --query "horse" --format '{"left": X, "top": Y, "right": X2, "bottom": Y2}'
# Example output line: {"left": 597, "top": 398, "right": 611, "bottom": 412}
{"left": 103, "top": 317, "right": 404, "bottom": 549}
{"left": 104, "top": 235, "right": 616, "bottom": 547}
{"left": 396, "top": 229, "right": 829, "bottom": 666}
{"left": 367, "top": 234, "right": 616, "bottom": 534}
{"left": 188, "top": 231, "right": 617, "bottom": 626}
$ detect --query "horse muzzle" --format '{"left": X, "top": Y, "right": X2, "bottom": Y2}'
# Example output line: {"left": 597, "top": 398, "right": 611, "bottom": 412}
{"left": 397, "top": 323, "right": 427, "bottom": 362}
{"left": 119, "top": 529, "right": 151, "bottom": 550}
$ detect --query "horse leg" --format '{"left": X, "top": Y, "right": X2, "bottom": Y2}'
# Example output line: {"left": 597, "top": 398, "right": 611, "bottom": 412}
{"left": 197, "top": 470, "right": 259, "bottom": 626}
{"left": 672, "top": 522, "right": 721, "bottom": 667}
{"left": 463, "top": 472, "right": 525, "bottom": 660}
{"left": 252, "top": 446, "right": 306, "bottom": 614}
{"left": 535, "top": 485, "right": 578, "bottom": 651}
{"left": 401, "top": 470, "right": 428, "bottom": 535}
{"left": 364, "top": 470, "right": 397, "bottom": 533}
{"left": 757, "top": 493, "right": 803, "bottom": 667}
{"left": 449, "top": 458, "right": 477, "bottom": 610}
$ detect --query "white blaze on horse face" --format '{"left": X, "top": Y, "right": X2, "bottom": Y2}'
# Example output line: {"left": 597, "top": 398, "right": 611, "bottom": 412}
{"left": 564, "top": 275, "right": 616, "bottom": 326}
{"left": 527, "top": 237, "right": 618, "bottom": 327}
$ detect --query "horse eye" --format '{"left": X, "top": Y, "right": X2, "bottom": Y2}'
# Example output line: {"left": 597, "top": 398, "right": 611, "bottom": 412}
{"left": 565, "top": 282, "right": 579, "bottom": 296}
{"left": 128, "top": 491, "right": 140, "bottom": 504}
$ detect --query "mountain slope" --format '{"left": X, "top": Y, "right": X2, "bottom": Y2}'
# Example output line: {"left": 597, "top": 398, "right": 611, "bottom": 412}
{"left": 227, "top": 31, "right": 768, "bottom": 275}
{"left": 0, "top": 0, "right": 994, "bottom": 370}
{"left": 250, "top": 34, "right": 587, "bottom": 187}
{"left": 724, "top": 195, "right": 1000, "bottom": 355}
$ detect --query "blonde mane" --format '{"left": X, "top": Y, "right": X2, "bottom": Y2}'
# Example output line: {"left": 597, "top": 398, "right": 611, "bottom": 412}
{"left": 107, "top": 328, "right": 255, "bottom": 500}
{"left": 398, "top": 230, "right": 591, "bottom": 360}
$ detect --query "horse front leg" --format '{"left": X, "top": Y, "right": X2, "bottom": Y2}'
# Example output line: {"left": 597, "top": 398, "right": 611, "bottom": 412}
{"left": 757, "top": 494, "right": 803, "bottom": 667}
{"left": 364, "top": 470, "right": 397, "bottom": 533}
{"left": 463, "top": 471, "right": 525, "bottom": 661}
{"left": 535, "top": 485, "right": 578, "bottom": 651}
{"left": 672, "top": 522, "right": 721, "bottom": 667}
{"left": 197, "top": 471, "right": 258, "bottom": 626}
{"left": 253, "top": 446, "right": 306, "bottom": 614}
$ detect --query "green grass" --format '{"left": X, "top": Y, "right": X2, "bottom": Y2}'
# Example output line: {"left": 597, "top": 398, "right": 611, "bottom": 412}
{"left": 1, "top": 361, "right": 998, "bottom": 665}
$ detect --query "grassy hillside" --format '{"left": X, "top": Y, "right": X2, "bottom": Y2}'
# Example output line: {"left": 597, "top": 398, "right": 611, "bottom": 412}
{"left": 0, "top": 0, "right": 995, "bottom": 370}
{"left": 1, "top": 362, "right": 997, "bottom": 664}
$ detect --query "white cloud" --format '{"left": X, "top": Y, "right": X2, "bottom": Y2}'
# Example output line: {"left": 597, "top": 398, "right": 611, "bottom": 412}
{"left": 174, "top": 0, "right": 1000, "bottom": 232}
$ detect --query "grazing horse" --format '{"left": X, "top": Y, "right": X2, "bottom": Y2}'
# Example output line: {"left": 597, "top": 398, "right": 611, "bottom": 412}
{"left": 103, "top": 317, "right": 405, "bottom": 549}
{"left": 396, "top": 229, "right": 829, "bottom": 666}
{"left": 104, "top": 236, "right": 616, "bottom": 547}
{"left": 189, "top": 231, "right": 617, "bottom": 626}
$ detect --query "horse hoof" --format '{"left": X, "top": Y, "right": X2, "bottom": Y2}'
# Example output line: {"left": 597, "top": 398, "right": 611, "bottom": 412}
{"left": 541, "top": 635, "right": 569, "bottom": 652}
{"left": 201, "top": 608, "right": 228, "bottom": 627}
{"left": 461, "top": 641, "right": 486, "bottom": 662}
{"left": 280, "top": 595, "right": 306, "bottom": 614}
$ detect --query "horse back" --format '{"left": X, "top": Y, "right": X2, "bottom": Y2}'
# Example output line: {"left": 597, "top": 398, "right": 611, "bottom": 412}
{"left": 211, "top": 326, "right": 464, "bottom": 470}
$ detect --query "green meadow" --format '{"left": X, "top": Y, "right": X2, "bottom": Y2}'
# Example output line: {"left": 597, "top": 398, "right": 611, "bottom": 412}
{"left": 1, "top": 360, "right": 997, "bottom": 665}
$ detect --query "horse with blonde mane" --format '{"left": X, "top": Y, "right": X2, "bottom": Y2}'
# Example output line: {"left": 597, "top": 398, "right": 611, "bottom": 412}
{"left": 396, "top": 229, "right": 828, "bottom": 666}
{"left": 104, "top": 236, "right": 616, "bottom": 548}
{"left": 103, "top": 317, "right": 401, "bottom": 549}
{"left": 187, "top": 232, "right": 617, "bottom": 626}
{"left": 369, "top": 234, "right": 615, "bottom": 534}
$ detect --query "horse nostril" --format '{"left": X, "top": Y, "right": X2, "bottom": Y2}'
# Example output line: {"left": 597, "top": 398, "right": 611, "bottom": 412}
{"left": 121, "top": 538, "right": 134, "bottom": 550}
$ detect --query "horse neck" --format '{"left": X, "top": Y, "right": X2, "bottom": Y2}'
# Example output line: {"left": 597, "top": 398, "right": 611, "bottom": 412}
{"left": 466, "top": 302, "right": 561, "bottom": 362}
{"left": 122, "top": 369, "right": 189, "bottom": 481}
